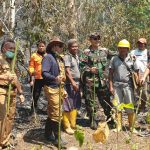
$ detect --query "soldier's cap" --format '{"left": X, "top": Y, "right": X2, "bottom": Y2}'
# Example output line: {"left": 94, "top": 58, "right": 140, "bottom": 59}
{"left": 89, "top": 32, "right": 100, "bottom": 39}
{"left": 46, "top": 37, "right": 64, "bottom": 52}
{"left": 137, "top": 38, "right": 147, "bottom": 44}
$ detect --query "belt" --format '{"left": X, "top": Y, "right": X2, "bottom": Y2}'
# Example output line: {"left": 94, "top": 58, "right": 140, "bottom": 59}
{"left": 0, "top": 85, "right": 16, "bottom": 90}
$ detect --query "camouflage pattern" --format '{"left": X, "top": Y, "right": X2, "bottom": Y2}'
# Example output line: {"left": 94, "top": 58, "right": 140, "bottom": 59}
{"left": 80, "top": 46, "right": 114, "bottom": 124}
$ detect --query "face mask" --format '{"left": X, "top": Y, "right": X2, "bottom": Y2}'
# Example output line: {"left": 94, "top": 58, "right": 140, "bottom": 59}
{"left": 5, "top": 50, "right": 15, "bottom": 59}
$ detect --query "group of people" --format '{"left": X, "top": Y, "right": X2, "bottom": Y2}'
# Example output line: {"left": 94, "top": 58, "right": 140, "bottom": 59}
{"left": 0, "top": 33, "right": 149, "bottom": 149}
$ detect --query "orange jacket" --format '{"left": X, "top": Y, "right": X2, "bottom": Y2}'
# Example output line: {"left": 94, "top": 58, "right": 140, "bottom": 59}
{"left": 29, "top": 52, "right": 43, "bottom": 79}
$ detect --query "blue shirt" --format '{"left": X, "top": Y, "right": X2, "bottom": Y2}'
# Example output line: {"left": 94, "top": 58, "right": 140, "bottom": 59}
{"left": 42, "top": 53, "right": 60, "bottom": 88}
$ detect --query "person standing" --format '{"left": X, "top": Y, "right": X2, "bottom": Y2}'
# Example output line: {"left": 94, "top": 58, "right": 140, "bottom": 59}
{"left": 0, "top": 39, "right": 24, "bottom": 149}
{"left": 42, "top": 37, "right": 66, "bottom": 147}
{"left": 83, "top": 32, "right": 114, "bottom": 130}
{"left": 140, "top": 63, "right": 150, "bottom": 84}
{"left": 109, "top": 39, "right": 139, "bottom": 132}
{"left": 130, "top": 38, "right": 149, "bottom": 112}
{"left": 62, "top": 39, "right": 81, "bottom": 134}
{"left": 29, "top": 41, "right": 46, "bottom": 114}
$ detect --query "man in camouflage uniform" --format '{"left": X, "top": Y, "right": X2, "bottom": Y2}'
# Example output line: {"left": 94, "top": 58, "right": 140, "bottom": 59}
{"left": 0, "top": 39, "right": 24, "bottom": 149}
{"left": 81, "top": 33, "right": 114, "bottom": 129}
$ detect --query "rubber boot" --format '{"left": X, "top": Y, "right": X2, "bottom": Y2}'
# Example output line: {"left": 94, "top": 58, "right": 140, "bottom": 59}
{"left": 45, "top": 117, "right": 55, "bottom": 141}
{"left": 63, "top": 111, "right": 74, "bottom": 135}
{"left": 128, "top": 113, "right": 138, "bottom": 134}
{"left": 70, "top": 109, "right": 77, "bottom": 129}
{"left": 52, "top": 120, "right": 67, "bottom": 148}
{"left": 113, "top": 112, "right": 122, "bottom": 132}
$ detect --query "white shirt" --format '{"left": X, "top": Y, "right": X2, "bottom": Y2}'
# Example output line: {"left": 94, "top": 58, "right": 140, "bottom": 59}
{"left": 130, "top": 48, "right": 148, "bottom": 73}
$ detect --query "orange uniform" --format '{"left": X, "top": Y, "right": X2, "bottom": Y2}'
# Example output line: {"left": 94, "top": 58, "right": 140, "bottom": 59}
{"left": 29, "top": 52, "right": 43, "bottom": 79}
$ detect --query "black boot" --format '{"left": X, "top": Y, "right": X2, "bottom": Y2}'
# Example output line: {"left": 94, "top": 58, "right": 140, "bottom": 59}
{"left": 90, "top": 115, "right": 97, "bottom": 130}
{"left": 106, "top": 116, "right": 115, "bottom": 129}
{"left": 45, "top": 117, "right": 55, "bottom": 141}
{"left": 51, "top": 120, "right": 67, "bottom": 148}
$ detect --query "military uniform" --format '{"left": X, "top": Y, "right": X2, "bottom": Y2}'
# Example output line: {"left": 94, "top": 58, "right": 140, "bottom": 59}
{"left": 0, "top": 54, "right": 17, "bottom": 147}
{"left": 81, "top": 46, "right": 113, "bottom": 129}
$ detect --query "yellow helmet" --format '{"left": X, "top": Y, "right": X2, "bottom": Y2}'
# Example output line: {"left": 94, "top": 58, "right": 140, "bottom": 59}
{"left": 117, "top": 39, "right": 130, "bottom": 49}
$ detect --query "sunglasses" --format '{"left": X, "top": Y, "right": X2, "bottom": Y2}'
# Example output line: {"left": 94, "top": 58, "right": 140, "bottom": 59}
{"left": 90, "top": 36, "right": 100, "bottom": 41}
{"left": 55, "top": 44, "right": 63, "bottom": 48}
{"left": 93, "top": 37, "right": 100, "bottom": 41}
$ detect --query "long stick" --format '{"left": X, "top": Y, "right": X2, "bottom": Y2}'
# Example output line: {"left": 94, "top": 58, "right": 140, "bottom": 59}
{"left": 58, "top": 83, "right": 62, "bottom": 150}
{"left": 31, "top": 81, "right": 39, "bottom": 124}
{"left": 7, "top": 40, "right": 19, "bottom": 113}
{"left": 131, "top": 87, "right": 143, "bottom": 137}
{"left": 91, "top": 73, "right": 96, "bottom": 127}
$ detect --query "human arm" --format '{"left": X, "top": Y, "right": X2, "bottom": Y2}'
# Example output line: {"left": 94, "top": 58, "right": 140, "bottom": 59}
{"left": 109, "top": 57, "right": 115, "bottom": 95}
{"left": 64, "top": 55, "right": 78, "bottom": 91}
{"left": 65, "top": 67, "right": 78, "bottom": 91}
{"left": 28, "top": 54, "right": 36, "bottom": 85}
{"left": 109, "top": 68, "right": 115, "bottom": 95}
{"left": 42, "top": 56, "right": 56, "bottom": 81}
{"left": 140, "top": 68, "right": 149, "bottom": 85}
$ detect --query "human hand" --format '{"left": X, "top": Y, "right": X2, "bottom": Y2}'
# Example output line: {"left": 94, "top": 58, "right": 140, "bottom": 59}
{"left": 55, "top": 75, "right": 63, "bottom": 84}
{"left": 140, "top": 77, "right": 146, "bottom": 86}
{"left": 6, "top": 74, "right": 17, "bottom": 82}
{"left": 19, "top": 94, "right": 25, "bottom": 103}
{"left": 30, "top": 80, "right": 34, "bottom": 86}
{"left": 109, "top": 86, "right": 115, "bottom": 95}
{"left": 90, "top": 67, "right": 98, "bottom": 74}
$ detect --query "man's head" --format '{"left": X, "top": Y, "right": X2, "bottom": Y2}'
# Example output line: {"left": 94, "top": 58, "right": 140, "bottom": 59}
{"left": 137, "top": 38, "right": 147, "bottom": 51}
{"left": 68, "top": 39, "right": 78, "bottom": 55}
{"left": 1, "top": 38, "right": 15, "bottom": 59}
{"left": 89, "top": 32, "right": 100, "bottom": 47}
{"left": 117, "top": 39, "right": 130, "bottom": 57}
{"left": 46, "top": 37, "right": 64, "bottom": 54}
{"left": 37, "top": 41, "right": 46, "bottom": 54}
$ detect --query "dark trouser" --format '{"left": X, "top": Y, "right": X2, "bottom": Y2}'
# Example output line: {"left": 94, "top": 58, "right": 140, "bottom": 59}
{"left": 63, "top": 83, "right": 81, "bottom": 111}
{"left": 31, "top": 79, "right": 44, "bottom": 109}
{"left": 45, "top": 117, "right": 58, "bottom": 140}
{"left": 85, "top": 86, "right": 112, "bottom": 122}
{"left": 97, "top": 88, "right": 113, "bottom": 120}
{"left": 45, "top": 117, "right": 66, "bottom": 147}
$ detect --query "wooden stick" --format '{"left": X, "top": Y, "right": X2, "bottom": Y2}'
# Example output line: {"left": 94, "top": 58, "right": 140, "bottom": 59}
{"left": 7, "top": 40, "right": 19, "bottom": 113}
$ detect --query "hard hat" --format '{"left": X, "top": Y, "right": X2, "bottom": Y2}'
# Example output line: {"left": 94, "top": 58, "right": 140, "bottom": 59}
{"left": 117, "top": 39, "right": 130, "bottom": 49}
{"left": 137, "top": 38, "right": 147, "bottom": 44}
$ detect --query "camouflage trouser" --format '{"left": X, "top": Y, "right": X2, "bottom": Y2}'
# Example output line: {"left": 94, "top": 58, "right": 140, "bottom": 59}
{"left": 84, "top": 86, "right": 112, "bottom": 120}
{"left": 0, "top": 92, "right": 16, "bottom": 146}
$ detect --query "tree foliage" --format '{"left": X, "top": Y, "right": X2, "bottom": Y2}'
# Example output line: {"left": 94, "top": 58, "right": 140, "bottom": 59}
{"left": 0, "top": 0, "right": 149, "bottom": 50}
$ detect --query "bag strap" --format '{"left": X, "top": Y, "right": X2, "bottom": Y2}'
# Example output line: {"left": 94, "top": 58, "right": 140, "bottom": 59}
{"left": 118, "top": 56, "right": 132, "bottom": 74}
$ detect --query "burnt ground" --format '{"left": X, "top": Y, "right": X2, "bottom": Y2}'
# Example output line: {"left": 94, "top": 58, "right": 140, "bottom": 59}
{"left": 7, "top": 84, "right": 150, "bottom": 150}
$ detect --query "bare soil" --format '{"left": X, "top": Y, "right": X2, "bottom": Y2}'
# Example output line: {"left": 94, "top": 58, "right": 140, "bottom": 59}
{"left": 9, "top": 85, "right": 150, "bottom": 150}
